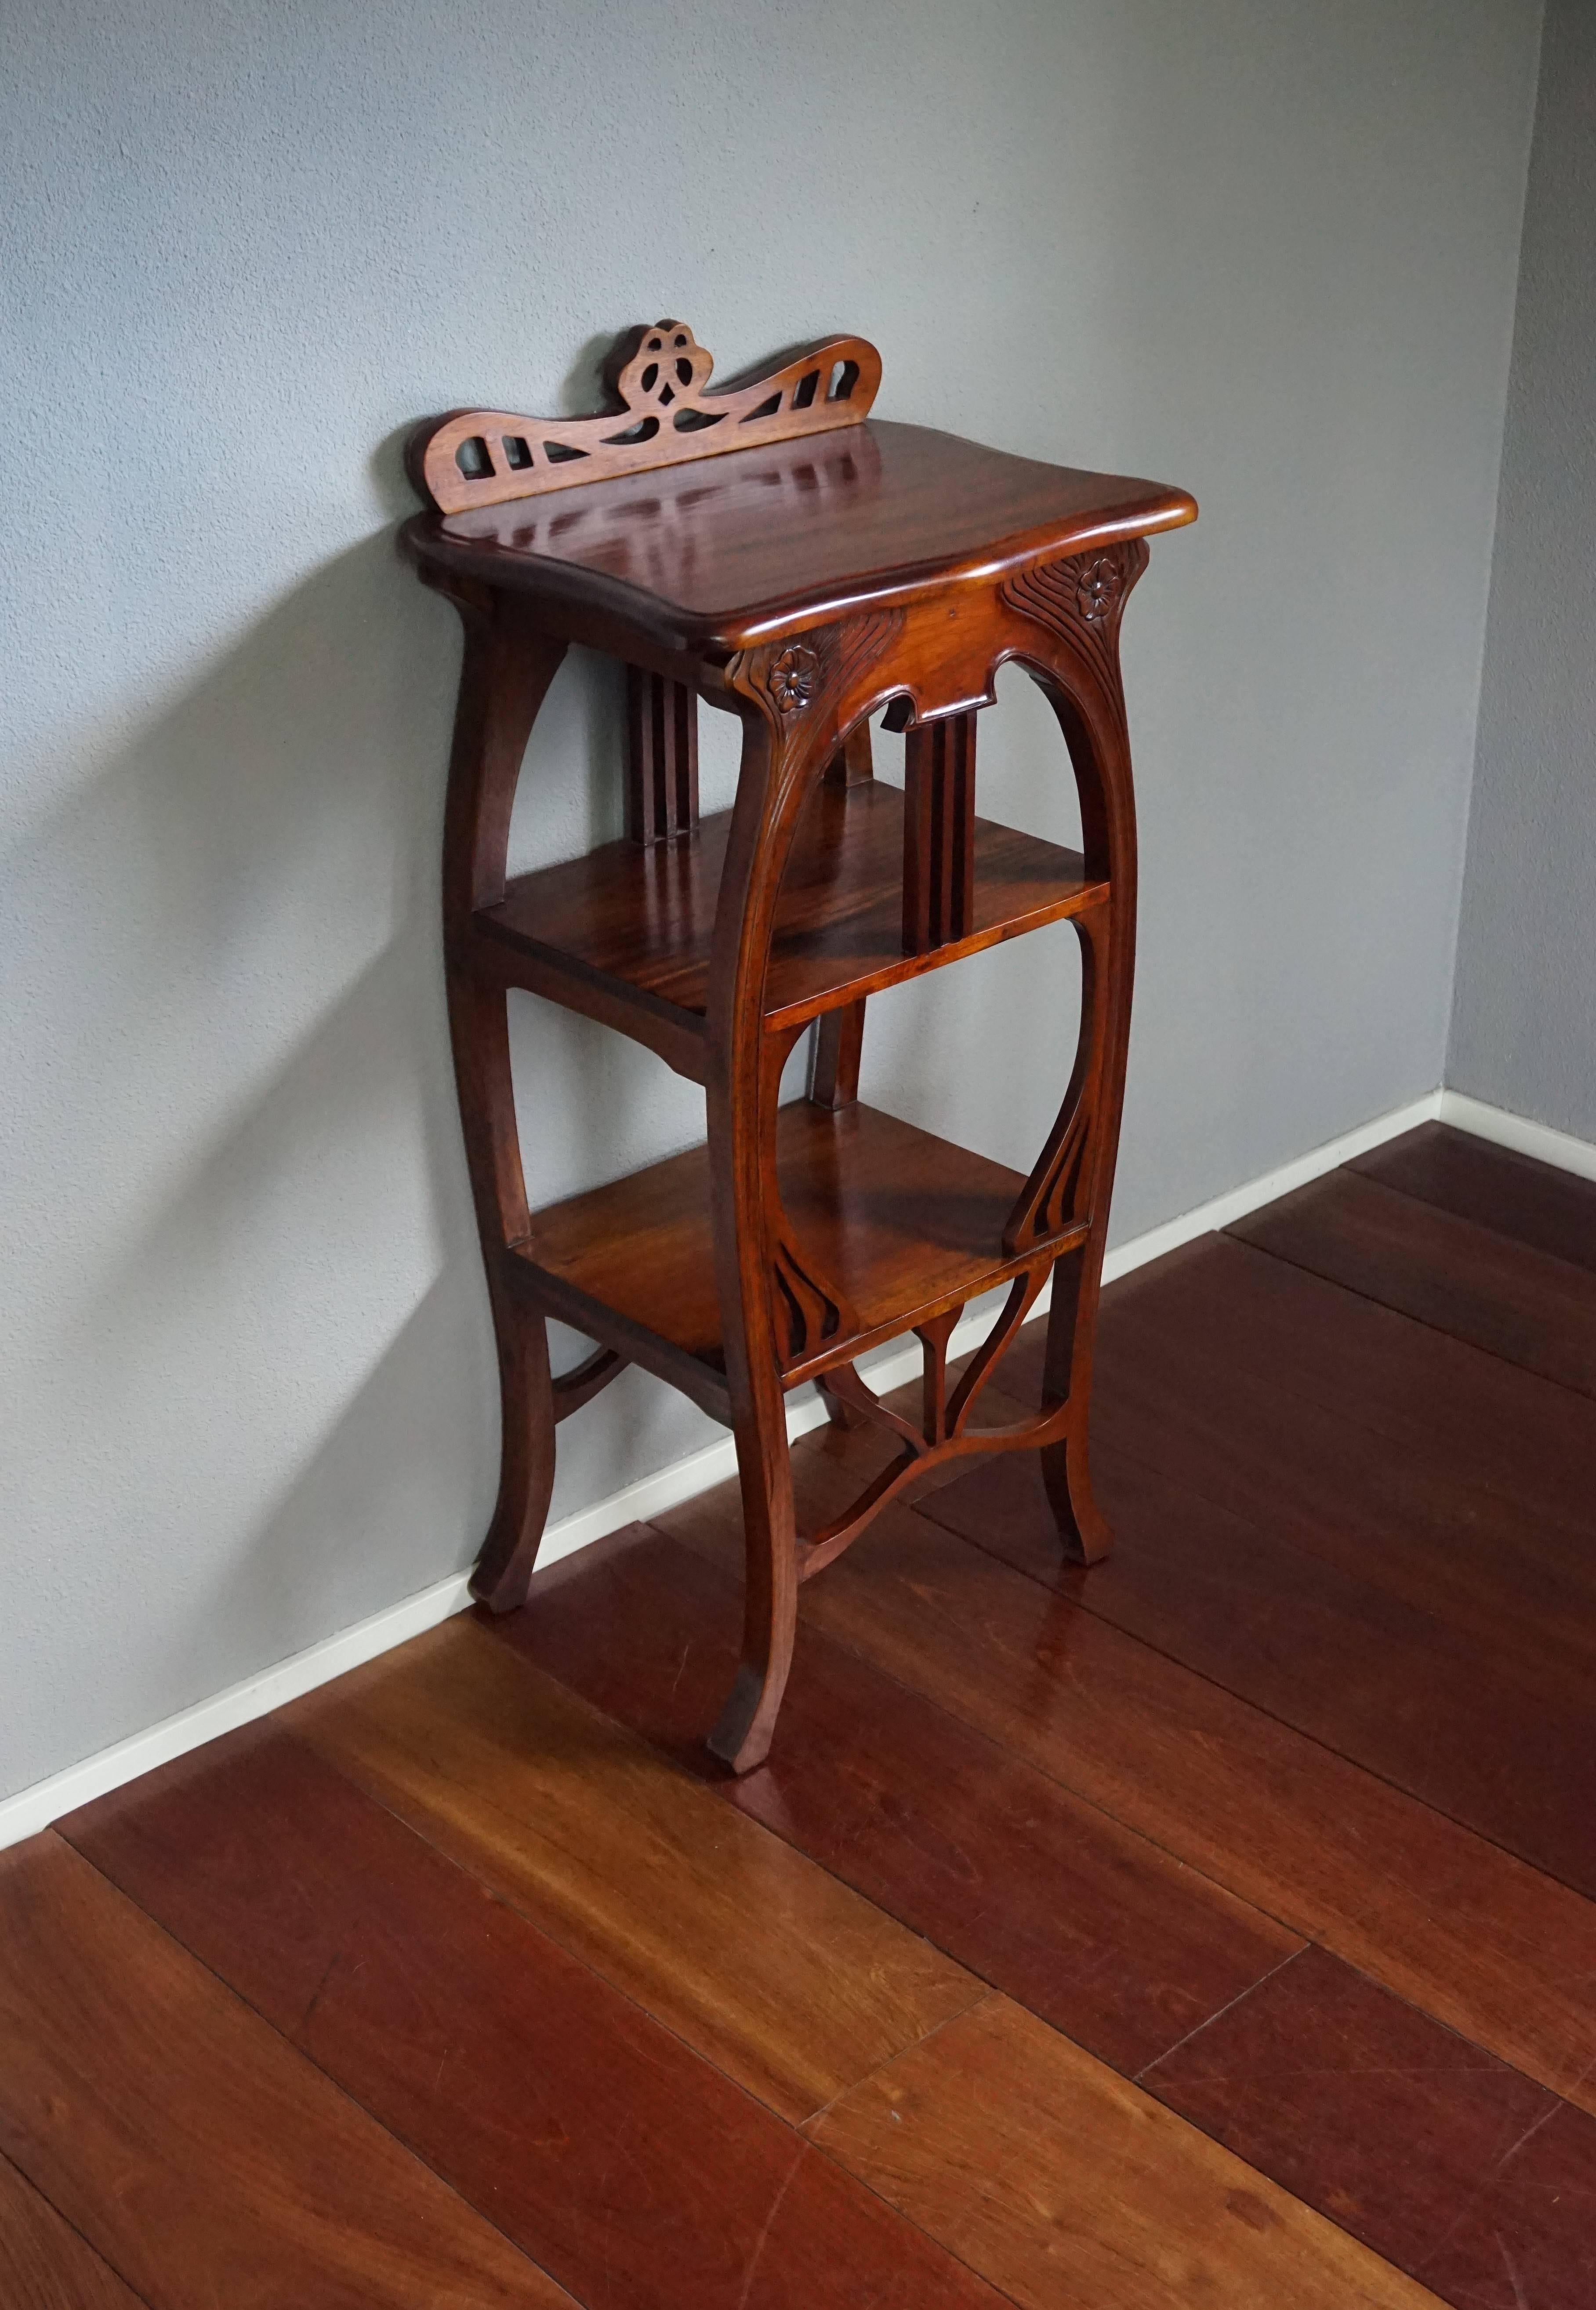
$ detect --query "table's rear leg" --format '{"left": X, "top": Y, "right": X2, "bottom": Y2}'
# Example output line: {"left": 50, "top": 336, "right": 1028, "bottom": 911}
{"left": 1030, "top": 897, "right": 1119, "bottom": 1564}
{"left": 426, "top": 574, "right": 570, "bottom": 1613}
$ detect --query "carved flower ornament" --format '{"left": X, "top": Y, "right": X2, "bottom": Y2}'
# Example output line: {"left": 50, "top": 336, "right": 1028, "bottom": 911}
{"left": 1075, "top": 555, "right": 1123, "bottom": 621}
{"left": 770, "top": 645, "right": 819, "bottom": 712}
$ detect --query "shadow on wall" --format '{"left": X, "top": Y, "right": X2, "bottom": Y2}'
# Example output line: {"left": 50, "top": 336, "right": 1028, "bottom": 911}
{"left": 4, "top": 471, "right": 1079, "bottom": 1799}
{"left": 3, "top": 530, "right": 528, "bottom": 1788}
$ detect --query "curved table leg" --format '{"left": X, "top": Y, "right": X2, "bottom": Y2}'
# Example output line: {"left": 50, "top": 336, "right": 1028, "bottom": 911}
{"left": 703, "top": 626, "right": 900, "bottom": 1771}
{"left": 707, "top": 1021, "right": 809, "bottom": 1772}
{"left": 998, "top": 543, "right": 1148, "bottom": 1568}
{"left": 428, "top": 575, "right": 571, "bottom": 1613}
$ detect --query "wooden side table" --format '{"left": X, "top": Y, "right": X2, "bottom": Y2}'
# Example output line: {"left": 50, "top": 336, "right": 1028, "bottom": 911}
{"left": 402, "top": 323, "right": 1196, "bottom": 1770}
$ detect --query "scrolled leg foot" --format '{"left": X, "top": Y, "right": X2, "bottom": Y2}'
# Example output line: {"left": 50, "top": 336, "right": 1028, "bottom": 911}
{"left": 1040, "top": 1413, "right": 1113, "bottom": 1565}
{"left": 706, "top": 1408, "right": 799, "bottom": 1773}
{"left": 1037, "top": 1243, "right": 1113, "bottom": 1566}
{"left": 469, "top": 1288, "right": 557, "bottom": 1614}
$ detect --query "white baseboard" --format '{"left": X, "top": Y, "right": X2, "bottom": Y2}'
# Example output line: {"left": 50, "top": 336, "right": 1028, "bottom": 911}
{"left": 1437, "top": 1090, "right": 1596, "bottom": 1185}
{"left": 1099, "top": 1091, "right": 1444, "bottom": 1284}
{"left": 9, "top": 1074, "right": 1568, "bottom": 1856}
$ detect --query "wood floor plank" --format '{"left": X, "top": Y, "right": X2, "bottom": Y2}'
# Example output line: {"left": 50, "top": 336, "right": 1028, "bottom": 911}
{"left": 806, "top": 1994, "right": 1443, "bottom": 2309}
{"left": 668, "top": 1495, "right": 1596, "bottom": 2120}
{"left": 501, "top": 1525, "right": 1302, "bottom": 2077}
{"left": 1010, "top": 1233, "right": 1596, "bottom": 1555}
{"left": 0, "top": 2151, "right": 146, "bottom": 2310}
{"left": 1352, "top": 1122, "right": 1596, "bottom": 1277}
{"left": 919, "top": 1418, "right": 1596, "bottom": 1900}
{"left": 0, "top": 1834, "right": 573, "bottom": 2310}
{"left": 288, "top": 1614, "right": 979, "bottom": 2124}
{"left": 61, "top": 1726, "right": 1007, "bottom": 2310}
{"left": 1001, "top": 1240, "right": 1596, "bottom": 1715}
{"left": 1085, "top": 1318, "right": 1596, "bottom": 1702}
{"left": 1145, "top": 1943, "right": 1596, "bottom": 2310}
{"left": 1231, "top": 1166, "right": 1596, "bottom": 1399}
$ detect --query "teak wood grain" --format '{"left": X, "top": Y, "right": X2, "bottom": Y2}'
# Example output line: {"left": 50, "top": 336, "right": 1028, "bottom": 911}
{"left": 0, "top": 2152, "right": 145, "bottom": 2310}
{"left": 0, "top": 1835, "right": 569, "bottom": 2310}
{"left": 410, "top": 323, "right": 882, "bottom": 513}
{"left": 408, "top": 322, "right": 1192, "bottom": 1765}
{"left": 476, "top": 775, "right": 1101, "bottom": 1052}
{"left": 496, "top": 1522, "right": 1302, "bottom": 2078}
{"left": 921, "top": 1410, "right": 1596, "bottom": 1900}
{"left": 406, "top": 415, "right": 1194, "bottom": 655}
{"left": 519, "top": 1098, "right": 1074, "bottom": 1390}
{"left": 806, "top": 1994, "right": 1444, "bottom": 2310}
{"left": 901, "top": 709, "right": 978, "bottom": 953}
{"left": 1080, "top": 1232, "right": 1596, "bottom": 1548}
{"left": 1144, "top": 1943, "right": 1596, "bottom": 2310}
{"left": 287, "top": 1615, "right": 979, "bottom": 2123}
{"left": 729, "top": 1497, "right": 1596, "bottom": 2118}
{"left": 1231, "top": 1163, "right": 1596, "bottom": 1401}
{"left": 1353, "top": 1119, "right": 1596, "bottom": 1276}
{"left": 25, "top": 1120, "right": 1596, "bottom": 2303}
{"left": 1003, "top": 1233, "right": 1596, "bottom": 1708}
{"left": 61, "top": 1728, "right": 1007, "bottom": 2310}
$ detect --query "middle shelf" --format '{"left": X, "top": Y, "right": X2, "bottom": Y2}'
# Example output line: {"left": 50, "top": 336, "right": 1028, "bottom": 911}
{"left": 475, "top": 774, "right": 1104, "bottom": 1042}
{"left": 512, "top": 1099, "right": 1085, "bottom": 1395}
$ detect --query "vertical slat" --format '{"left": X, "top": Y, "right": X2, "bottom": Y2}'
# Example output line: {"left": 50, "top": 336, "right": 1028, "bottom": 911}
{"left": 902, "top": 710, "right": 977, "bottom": 953}
{"left": 810, "top": 1002, "right": 867, "bottom": 1109}
{"left": 625, "top": 668, "right": 699, "bottom": 843}
{"left": 824, "top": 723, "right": 875, "bottom": 788}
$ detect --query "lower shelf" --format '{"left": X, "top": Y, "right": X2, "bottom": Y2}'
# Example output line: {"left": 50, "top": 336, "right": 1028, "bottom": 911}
{"left": 514, "top": 1101, "right": 1083, "bottom": 1391}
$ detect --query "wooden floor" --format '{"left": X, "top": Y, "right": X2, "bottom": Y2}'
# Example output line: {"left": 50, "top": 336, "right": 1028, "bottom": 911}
{"left": 6, "top": 1120, "right": 1596, "bottom": 2308}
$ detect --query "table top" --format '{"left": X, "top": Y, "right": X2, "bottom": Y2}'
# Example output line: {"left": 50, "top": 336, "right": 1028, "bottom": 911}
{"left": 403, "top": 420, "right": 1195, "bottom": 656}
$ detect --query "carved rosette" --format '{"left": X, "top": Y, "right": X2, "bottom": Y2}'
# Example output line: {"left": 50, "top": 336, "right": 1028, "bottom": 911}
{"left": 727, "top": 607, "right": 904, "bottom": 742}
{"left": 1000, "top": 537, "right": 1149, "bottom": 699}
{"left": 769, "top": 646, "right": 819, "bottom": 713}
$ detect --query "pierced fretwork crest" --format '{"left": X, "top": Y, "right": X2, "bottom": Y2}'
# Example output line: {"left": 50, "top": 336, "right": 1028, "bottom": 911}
{"left": 409, "top": 322, "right": 882, "bottom": 514}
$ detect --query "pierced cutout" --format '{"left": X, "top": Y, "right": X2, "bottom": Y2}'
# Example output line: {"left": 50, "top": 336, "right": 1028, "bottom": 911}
{"left": 411, "top": 322, "right": 882, "bottom": 511}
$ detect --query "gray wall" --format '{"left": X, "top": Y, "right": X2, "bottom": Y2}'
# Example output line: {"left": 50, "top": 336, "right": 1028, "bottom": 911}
{"left": 1449, "top": 0, "right": 1594, "bottom": 1136}
{"left": 0, "top": 0, "right": 1540, "bottom": 1802}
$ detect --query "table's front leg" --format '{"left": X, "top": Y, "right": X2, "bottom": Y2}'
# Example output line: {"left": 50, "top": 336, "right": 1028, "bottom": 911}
{"left": 1000, "top": 541, "right": 1148, "bottom": 1565}
{"left": 704, "top": 617, "right": 900, "bottom": 1771}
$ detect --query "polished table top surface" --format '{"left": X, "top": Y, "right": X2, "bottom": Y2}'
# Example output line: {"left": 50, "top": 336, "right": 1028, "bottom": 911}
{"left": 403, "top": 420, "right": 1196, "bottom": 652}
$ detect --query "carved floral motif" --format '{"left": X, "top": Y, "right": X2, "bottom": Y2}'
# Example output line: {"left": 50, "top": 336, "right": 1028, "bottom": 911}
{"left": 770, "top": 646, "right": 819, "bottom": 713}
{"left": 1075, "top": 556, "right": 1123, "bottom": 621}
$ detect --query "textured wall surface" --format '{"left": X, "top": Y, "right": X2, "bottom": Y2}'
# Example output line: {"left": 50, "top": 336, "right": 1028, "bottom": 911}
{"left": 0, "top": 0, "right": 1539, "bottom": 1799}
{"left": 1449, "top": 0, "right": 1594, "bottom": 1135}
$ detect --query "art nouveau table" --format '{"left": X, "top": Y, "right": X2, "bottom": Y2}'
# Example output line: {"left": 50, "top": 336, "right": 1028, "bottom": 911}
{"left": 402, "top": 323, "right": 1195, "bottom": 1769}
